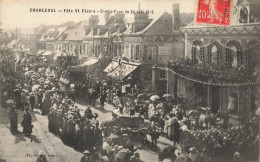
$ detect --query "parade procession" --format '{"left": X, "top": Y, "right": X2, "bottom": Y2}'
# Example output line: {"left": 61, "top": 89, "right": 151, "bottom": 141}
{"left": 0, "top": 0, "right": 260, "bottom": 162}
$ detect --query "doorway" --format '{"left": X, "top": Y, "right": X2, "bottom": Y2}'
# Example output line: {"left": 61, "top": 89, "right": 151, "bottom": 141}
{"left": 211, "top": 86, "right": 220, "bottom": 114}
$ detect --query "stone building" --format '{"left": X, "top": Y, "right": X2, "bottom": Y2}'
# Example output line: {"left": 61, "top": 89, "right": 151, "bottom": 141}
{"left": 163, "top": 0, "right": 260, "bottom": 124}
{"left": 104, "top": 3, "right": 189, "bottom": 91}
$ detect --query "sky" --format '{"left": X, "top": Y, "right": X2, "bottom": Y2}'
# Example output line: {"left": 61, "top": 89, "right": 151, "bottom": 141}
{"left": 0, "top": 0, "right": 196, "bottom": 31}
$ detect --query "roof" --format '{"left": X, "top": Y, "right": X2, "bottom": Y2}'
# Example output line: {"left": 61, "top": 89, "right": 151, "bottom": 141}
{"left": 124, "top": 12, "right": 172, "bottom": 36}
{"left": 64, "top": 20, "right": 89, "bottom": 41}
{"left": 39, "top": 27, "right": 67, "bottom": 41}
{"left": 181, "top": 22, "right": 260, "bottom": 34}
{"left": 81, "top": 58, "right": 99, "bottom": 66}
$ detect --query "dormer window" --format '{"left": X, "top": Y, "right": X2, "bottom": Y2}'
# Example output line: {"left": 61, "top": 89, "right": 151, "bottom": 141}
{"left": 192, "top": 40, "right": 204, "bottom": 64}
{"left": 226, "top": 41, "right": 242, "bottom": 69}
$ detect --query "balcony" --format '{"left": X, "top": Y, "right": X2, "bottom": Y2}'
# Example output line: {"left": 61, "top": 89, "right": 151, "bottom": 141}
{"left": 167, "top": 59, "right": 257, "bottom": 84}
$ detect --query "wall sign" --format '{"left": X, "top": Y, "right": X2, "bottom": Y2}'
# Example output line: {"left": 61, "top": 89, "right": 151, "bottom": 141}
{"left": 159, "top": 46, "right": 171, "bottom": 55}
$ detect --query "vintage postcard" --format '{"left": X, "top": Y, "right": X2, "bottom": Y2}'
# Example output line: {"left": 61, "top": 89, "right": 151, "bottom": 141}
{"left": 0, "top": 0, "right": 259, "bottom": 162}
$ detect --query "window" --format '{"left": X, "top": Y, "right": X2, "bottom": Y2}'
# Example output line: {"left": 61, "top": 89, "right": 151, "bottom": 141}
{"left": 211, "top": 45, "right": 218, "bottom": 64}
{"left": 208, "top": 42, "right": 221, "bottom": 64}
{"left": 136, "top": 45, "right": 140, "bottom": 60}
{"left": 192, "top": 41, "right": 204, "bottom": 64}
{"left": 118, "top": 44, "right": 121, "bottom": 57}
{"left": 114, "top": 45, "right": 118, "bottom": 57}
{"left": 131, "top": 45, "right": 134, "bottom": 59}
{"left": 80, "top": 45, "right": 82, "bottom": 54}
{"left": 239, "top": 7, "right": 248, "bottom": 23}
{"left": 148, "top": 46, "right": 158, "bottom": 61}
{"left": 125, "top": 44, "right": 129, "bottom": 58}
{"left": 226, "top": 41, "right": 241, "bottom": 68}
{"left": 83, "top": 45, "right": 85, "bottom": 54}
{"left": 230, "top": 46, "right": 238, "bottom": 68}
{"left": 143, "top": 45, "right": 147, "bottom": 61}
{"left": 195, "top": 45, "right": 201, "bottom": 62}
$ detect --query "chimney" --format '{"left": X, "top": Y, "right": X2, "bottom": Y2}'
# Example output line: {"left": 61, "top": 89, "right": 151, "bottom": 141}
{"left": 172, "top": 3, "right": 180, "bottom": 31}
{"left": 89, "top": 15, "right": 99, "bottom": 26}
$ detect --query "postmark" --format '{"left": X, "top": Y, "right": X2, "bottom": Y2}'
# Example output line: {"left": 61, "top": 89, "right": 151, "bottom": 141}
{"left": 196, "top": 0, "right": 232, "bottom": 26}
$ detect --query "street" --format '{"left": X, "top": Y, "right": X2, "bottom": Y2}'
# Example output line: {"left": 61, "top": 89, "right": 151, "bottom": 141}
{"left": 1, "top": 1, "right": 259, "bottom": 161}
{"left": 0, "top": 100, "right": 172, "bottom": 162}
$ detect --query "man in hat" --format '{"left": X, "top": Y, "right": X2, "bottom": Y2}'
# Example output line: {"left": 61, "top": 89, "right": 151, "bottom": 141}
{"left": 172, "top": 117, "right": 180, "bottom": 145}
{"left": 148, "top": 120, "right": 160, "bottom": 150}
{"left": 91, "top": 113, "right": 98, "bottom": 126}
{"left": 93, "top": 121, "right": 102, "bottom": 148}
{"left": 175, "top": 105, "right": 183, "bottom": 120}
{"left": 20, "top": 90, "right": 27, "bottom": 111}
{"left": 8, "top": 107, "right": 18, "bottom": 134}
{"left": 100, "top": 90, "right": 107, "bottom": 109}
{"left": 21, "top": 108, "right": 33, "bottom": 136}
{"left": 84, "top": 107, "right": 93, "bottom": 120}
{"left": 80, "top": 150, "right": 92, "bottom": 162}
{"left": 13, "top": 86, "right": 22, "bottom": 110}
{"left": 29, "top": 92, "right": 35, "bottom": 111}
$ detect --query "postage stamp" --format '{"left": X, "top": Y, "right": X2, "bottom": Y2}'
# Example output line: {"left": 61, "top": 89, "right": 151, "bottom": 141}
{"left": 196, "top": 0, "right": 232, "bottom": 26}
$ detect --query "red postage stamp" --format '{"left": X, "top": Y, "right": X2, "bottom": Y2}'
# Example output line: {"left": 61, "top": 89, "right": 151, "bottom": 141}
{"left": 196, "top": 0, "right": 232, "bottom": 26}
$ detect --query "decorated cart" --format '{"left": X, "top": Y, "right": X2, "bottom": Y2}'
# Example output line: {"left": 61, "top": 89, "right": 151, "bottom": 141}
{"left": 100, "top": 116, "right": 150, "bottom": 141}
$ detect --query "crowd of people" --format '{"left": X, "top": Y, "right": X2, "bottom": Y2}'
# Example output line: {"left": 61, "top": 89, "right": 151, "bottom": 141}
{"left": 1, "top": 46, "right": 259, "bottom": 162}
{"left": 0, "top": 48, "right": 145, "bottom": 161}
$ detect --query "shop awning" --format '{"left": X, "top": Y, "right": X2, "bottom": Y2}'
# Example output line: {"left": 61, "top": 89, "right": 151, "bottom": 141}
{"left": 103, "top": 61, "right": 119, "bottom": 73}
{"left": 81, "top": 58, "right": 99, "bottom": 67}
{"left": 107, "top": 63, "right": 138, "bottom": 80}
{"left": 42, "top": 50, "right": 53, "bottom": 56}
{"left": 37, "top": 50, "right": 45, "bottom": 55}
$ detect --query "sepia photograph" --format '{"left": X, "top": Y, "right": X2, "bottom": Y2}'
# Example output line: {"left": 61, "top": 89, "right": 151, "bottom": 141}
{"left": 0, "top": 0, "right": 259, "bottom": 161}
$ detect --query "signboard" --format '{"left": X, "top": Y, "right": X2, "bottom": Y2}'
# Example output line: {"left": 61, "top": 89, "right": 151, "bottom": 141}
{"left": 159, "top": 46, "right": 171, "bottom": 55}
{"left": 124, "top": 37, "right": 142, "bottom": 43}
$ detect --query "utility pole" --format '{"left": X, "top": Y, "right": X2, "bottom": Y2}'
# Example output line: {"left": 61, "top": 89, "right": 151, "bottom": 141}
{"left": 15, "top": 25, "right": 18, "bottom": 72}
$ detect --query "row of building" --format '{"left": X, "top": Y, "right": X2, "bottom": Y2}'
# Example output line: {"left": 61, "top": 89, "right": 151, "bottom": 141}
{"left": 26, "top": 0, "right": 260, "bottom": 123}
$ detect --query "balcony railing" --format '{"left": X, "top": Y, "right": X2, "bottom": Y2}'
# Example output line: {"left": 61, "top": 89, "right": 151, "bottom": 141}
{"left": 167, "top": 59, "right": 256, "bottom": 84}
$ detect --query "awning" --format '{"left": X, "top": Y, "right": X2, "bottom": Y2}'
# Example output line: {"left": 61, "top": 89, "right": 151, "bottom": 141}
{"left": 103, "top": 61, "right": 119, "bottom": 73}
{"left": 37, "top": 50, "right": 45, "bottom": 55}
{"left": 81, "top": 58, "right": 99, "bottom": 67}
{"left": 42, "top": 50, "right": 53, "bottom": 56}
{"left": 107, "top": 63, "right": 138, "bottom": 80}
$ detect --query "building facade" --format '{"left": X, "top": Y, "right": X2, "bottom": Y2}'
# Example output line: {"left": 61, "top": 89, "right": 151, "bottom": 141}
{"left": 161, "top": 0, "right": 260, "bottom": 124}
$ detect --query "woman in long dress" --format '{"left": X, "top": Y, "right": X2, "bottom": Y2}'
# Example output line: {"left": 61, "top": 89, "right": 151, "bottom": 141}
{"left": 148, "top": 102, "right": 156, "bottom": 119}
{"left": 123, "top": 100, "right": 130, "bottom": 116}
{"left": 21, "top": 108, "right": 33, "bottom": 136}
{"left": 8, "top": 107, "right": 18, "bottom": 134}
{"left": 42, "top": 91, "right": 51, "bottom": 115}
